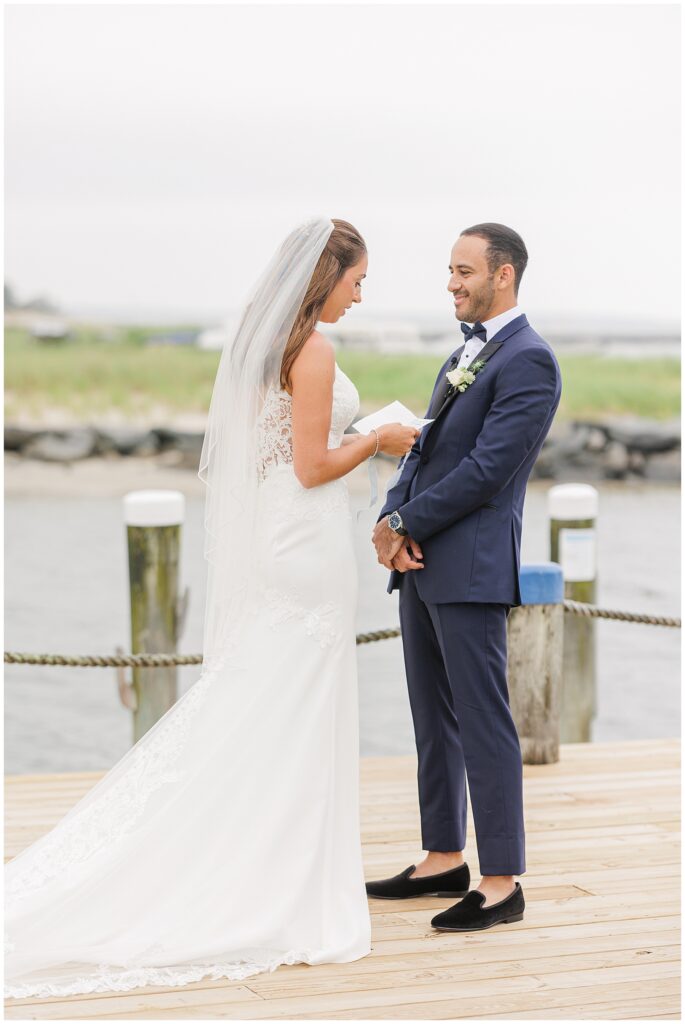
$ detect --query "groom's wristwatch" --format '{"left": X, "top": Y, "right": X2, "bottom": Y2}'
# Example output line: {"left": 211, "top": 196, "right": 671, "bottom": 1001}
{"left": 388, "top": 511, "right": 408, "bottom": 536}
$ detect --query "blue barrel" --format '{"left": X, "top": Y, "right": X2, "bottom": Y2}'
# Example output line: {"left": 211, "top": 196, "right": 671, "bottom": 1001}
{"left": 519, "top": 563, "right": 564, "bottom": 606}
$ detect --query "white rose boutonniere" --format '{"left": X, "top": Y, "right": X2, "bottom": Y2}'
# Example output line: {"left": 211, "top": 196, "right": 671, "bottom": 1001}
{"left": 445, "top": 359, "right": 486, "bottom": 394}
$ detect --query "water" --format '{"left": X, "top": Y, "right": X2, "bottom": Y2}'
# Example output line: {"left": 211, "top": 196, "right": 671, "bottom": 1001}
{"left": 4, "top": 476, "right": 680, "bottom": 774}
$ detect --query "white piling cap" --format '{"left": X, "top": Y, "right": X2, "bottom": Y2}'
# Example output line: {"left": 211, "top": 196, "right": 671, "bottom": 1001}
{"left": 547, "top": 483, "right": 599, "bottom": 520}
{"left": 123, "top": 490, "right": 185, "bottom": 526}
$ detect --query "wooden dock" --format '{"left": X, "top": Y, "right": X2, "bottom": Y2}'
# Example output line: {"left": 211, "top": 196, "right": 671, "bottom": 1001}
{"left": 4, "top": 738, "right": 680, "bottom": 1020}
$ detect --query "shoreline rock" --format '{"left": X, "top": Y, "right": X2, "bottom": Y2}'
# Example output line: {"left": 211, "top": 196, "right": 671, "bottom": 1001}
{"left": 4, "top": 417, "right": 681, "bottom": 482}
{"left": 530, "top": 417, "right": 680, "bottom": 482}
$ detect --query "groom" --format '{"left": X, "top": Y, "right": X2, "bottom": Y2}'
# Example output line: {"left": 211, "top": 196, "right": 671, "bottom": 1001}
{"left": 368, "top": 223, "right": 561, "bottom": 932}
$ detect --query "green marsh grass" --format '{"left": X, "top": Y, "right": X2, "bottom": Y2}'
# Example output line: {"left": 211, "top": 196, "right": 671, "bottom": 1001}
{"left": 4, "top": 327, "right": 680, "bottom": 422}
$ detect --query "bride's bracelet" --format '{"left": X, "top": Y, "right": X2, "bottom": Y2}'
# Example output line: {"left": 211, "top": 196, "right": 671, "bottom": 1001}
{"left": 368, "top": 428, "right": 380, "bottom": 459}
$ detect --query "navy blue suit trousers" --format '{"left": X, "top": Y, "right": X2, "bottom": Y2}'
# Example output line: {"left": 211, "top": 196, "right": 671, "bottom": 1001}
{"left": 399, "top": 571, "right": 525, "bottom": 875}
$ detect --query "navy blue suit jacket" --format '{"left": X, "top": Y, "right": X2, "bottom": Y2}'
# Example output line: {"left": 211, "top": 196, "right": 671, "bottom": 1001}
{"left": 379, "top": 314, "right": 562, "bottom": 605}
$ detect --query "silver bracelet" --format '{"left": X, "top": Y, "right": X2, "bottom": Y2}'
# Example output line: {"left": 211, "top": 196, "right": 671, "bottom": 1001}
{"left": 369, "top": 427, "right": 380, "bottom": 459}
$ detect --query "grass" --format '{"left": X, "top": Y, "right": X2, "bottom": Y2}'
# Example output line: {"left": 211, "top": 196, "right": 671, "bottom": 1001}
{"left": 337, "top": 351, "right": 681, "bottom": 421}
{"left": 4, "top": 327, "right": 219, "bottom": 420}
{"left": 4, "top": 326, "right": 681, "bottom": 423}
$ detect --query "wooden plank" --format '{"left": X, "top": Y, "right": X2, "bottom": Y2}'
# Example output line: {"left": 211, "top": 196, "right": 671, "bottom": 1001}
{"left": 370, "top": 891, "right": 679, "bottom": 935}
{"left": 53, "top": 964, "right": 681, "bottom": 1019}
{"left": 367, "top": 916, "right": 680, "bottom": 956}
{"left": 289, "top": 980, "right": 682, "bottom": 1021}
{"left": 4, "top": 740, "right": 680, "bottom": 1021}
{"left": 242, "top": 944, "right": 681, "bottom": 1001}
{"left": 473, "top": 995, "right": 682, "bottom": 1020}
{"left": 4, "top": 984, "right": 264, "bottom": 1019}
{"left": 7, "top": 948, "right": 680, "bottom": 1020}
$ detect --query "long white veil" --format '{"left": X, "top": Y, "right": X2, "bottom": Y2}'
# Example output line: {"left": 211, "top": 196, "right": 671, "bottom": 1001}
{"left": 198, "top": 216, "right": 335, "bottom": 668}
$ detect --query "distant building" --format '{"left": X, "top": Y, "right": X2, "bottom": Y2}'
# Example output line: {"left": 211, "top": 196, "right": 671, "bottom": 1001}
{"left": 197, "top": 316, "right": 241, "bottom": 351}
{"left": 29, "top": 317, "right": 70, "bottom": 343}
{"left": 197, "top": 326, "right": 230, "bottom": 351}
{"left": 145, "top": 329, "right": 199, "bottom": 347}
{"left": 321, "top": 319, "right": 426, "bottom": 353}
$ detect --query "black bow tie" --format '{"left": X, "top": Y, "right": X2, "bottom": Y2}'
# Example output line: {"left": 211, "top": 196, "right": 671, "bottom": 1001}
{"left": 461, "top": 321, "right": 487, "bottom": 343}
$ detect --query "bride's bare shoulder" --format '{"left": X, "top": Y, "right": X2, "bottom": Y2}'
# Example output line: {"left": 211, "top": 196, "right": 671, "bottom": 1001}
{"left": 292, "top": 331, "right": 335, "bottom": 375}
{"left": 302, "top": 330, "right": 335, "bottom": 360}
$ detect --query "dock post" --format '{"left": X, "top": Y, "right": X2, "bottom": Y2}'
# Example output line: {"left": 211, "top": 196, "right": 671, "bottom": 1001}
{"left": 122, "top": 490, "right": 185, "bottom": 743}
{"left": 548, "top": 483, "right": 599, "bottom": 742}
{"left": 507, "top": 563, "right": 564, "bottom": 764}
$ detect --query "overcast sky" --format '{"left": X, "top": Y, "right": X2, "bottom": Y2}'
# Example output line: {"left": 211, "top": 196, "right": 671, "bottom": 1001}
{"left": 4, "top": 3, "right": 681, "bottom": 327}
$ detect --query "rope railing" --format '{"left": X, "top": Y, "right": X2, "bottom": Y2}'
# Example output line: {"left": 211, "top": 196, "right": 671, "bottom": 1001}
{"left": 562, "top": 600, "right": 680, "bottom": 628}
{"left": 3, "top": 601, "right": 680, "bottom": 668}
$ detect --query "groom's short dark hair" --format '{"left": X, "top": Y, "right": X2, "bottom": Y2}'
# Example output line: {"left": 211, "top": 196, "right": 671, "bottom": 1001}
{"left": 460, "top": 223, "right": 528, "bottom": 295}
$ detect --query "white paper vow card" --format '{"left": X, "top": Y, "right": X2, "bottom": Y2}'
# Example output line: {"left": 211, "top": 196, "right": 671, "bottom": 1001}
{"left": 352, "top": 400, "right": 433, "bottom": 434}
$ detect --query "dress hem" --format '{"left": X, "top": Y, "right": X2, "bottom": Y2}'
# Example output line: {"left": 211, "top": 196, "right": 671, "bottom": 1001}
{"left": 5, "top": 943, "right": 373, "bottom": 1000}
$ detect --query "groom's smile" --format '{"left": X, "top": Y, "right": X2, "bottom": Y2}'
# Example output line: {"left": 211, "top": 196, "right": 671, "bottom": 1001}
{"left": 447, "top": 233, "right": 514, "bottom": 325}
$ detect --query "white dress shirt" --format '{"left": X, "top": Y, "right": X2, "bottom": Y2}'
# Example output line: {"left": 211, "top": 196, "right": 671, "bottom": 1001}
{"left": 456, "top": 304, "right": 523, "bottom": 369}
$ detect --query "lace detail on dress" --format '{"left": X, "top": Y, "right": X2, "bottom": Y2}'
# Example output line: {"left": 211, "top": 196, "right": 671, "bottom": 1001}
{"left": 4, "top": 948, "right": 325, "bottom": 1000}
{"left": 256, "top": 389, "right": 294, "bottom": 480}
{"left": 5, "top": 654, "right": 228, "bottom": 904}
{"left": 261, "top": 586, "right": 340, "bottom": 649}
{"left": 256, "top": 364, "right": 360, "bottom": 483}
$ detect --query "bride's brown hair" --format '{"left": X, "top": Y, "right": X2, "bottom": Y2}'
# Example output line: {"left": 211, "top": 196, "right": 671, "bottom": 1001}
{"left": 280, "top": 219, "right": 366, "bottom": 391}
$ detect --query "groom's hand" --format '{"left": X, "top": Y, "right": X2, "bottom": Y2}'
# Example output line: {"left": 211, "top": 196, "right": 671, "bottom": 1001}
{"left": 372, "top": 516, "right": 406, "bottom": 569}
{"left": 391, "top": 537, "right": 424, "bottom": 573}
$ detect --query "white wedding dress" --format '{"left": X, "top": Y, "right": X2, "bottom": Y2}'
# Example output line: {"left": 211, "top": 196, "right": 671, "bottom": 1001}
{"left": 4, "top": 363, "right": 372, "bottom": 999}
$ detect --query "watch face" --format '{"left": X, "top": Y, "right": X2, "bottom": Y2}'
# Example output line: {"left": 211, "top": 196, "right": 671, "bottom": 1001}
{"left": 389, "top": 512, "right": 406, "bottom": 534}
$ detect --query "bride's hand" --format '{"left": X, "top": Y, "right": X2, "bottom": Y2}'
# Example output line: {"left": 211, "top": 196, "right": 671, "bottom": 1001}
{"left": 374, "top": 423, "right": 421, "bottom": 457}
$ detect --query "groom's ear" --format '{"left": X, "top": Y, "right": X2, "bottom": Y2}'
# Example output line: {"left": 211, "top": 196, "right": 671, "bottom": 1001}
{"left": 496, "top": 263, "right": 516, "bottom": 291}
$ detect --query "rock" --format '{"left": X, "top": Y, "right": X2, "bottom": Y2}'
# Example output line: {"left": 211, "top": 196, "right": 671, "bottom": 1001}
{"left": 585, "top": 427, "right": 608, "bottom": 453}
{"left": 603, "top": 420, "right": 680, "bottom": 455}
{"left": 602, "top": 440, "right": 630, "bottom": 479}
{"left": 95, "top": 427, "right": 160, "bottom": 457}
{"left": 531, "top": 445, "right": 559, "bottom": 479}
{"left": 628, "top": 451, "right": 647, "bottom": 476}
{"left": 531, "top": 425, "right": 594, "bottom": 479}
{"left": 644, "top": 449, "right": 681, "bottom": 483}
{"left": 132, "top": 436, "right": 160, "bottom": 457}
{"left": 153, "top": 428, "right": 178, "bottom": 451}
{"left": 22, "top": 428, "right": 98, "bottom": 462}
{"left": 176, "top": 433, "right": 204, "bottom": 457}
{"left": 150, "top": 429, "right": 204, "bottom": 470}
{"left": 4, "top": 426, "right": 40, "bottom": 452}
{"left": 153, "top": 429, "right": 204, "bottom": 458}
{"left": 608, "top": 427, "right": 679, "bottom": 454}
{"left": 555, "top": 425, "right": 594, "bottom": 462}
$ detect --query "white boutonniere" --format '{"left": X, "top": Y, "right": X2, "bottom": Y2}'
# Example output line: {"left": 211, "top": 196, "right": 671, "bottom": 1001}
{"left": 445, "top": 359, "right": 486, "bottom": 394}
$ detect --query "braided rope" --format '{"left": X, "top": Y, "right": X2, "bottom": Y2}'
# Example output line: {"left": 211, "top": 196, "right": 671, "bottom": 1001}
{"left": 562, "top": 600, "right": 680, "bottom": 628}
{"left": 4, "top": 630, "right": 403, "bottom": 666}
{"left": 3, "top": 652, "right": 204, "bottom": 667}
{"left": 355, "top": 627, "right": 402, "bottom": 644}
{"left": 3, "top": 601, "right": 679, "bottom": 668}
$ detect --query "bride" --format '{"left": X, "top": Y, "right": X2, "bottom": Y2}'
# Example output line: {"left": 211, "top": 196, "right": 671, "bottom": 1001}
{"left": 4, "top": 216, "right": 419, "bottom": 999}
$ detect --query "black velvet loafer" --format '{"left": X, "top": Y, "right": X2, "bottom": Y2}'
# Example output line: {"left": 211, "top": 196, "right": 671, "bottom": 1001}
{"left": 365, "top": 862, "right": 470, "bottom": 900}
{"left": 431, "top": 882, "right": 525, "bottom": 931}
